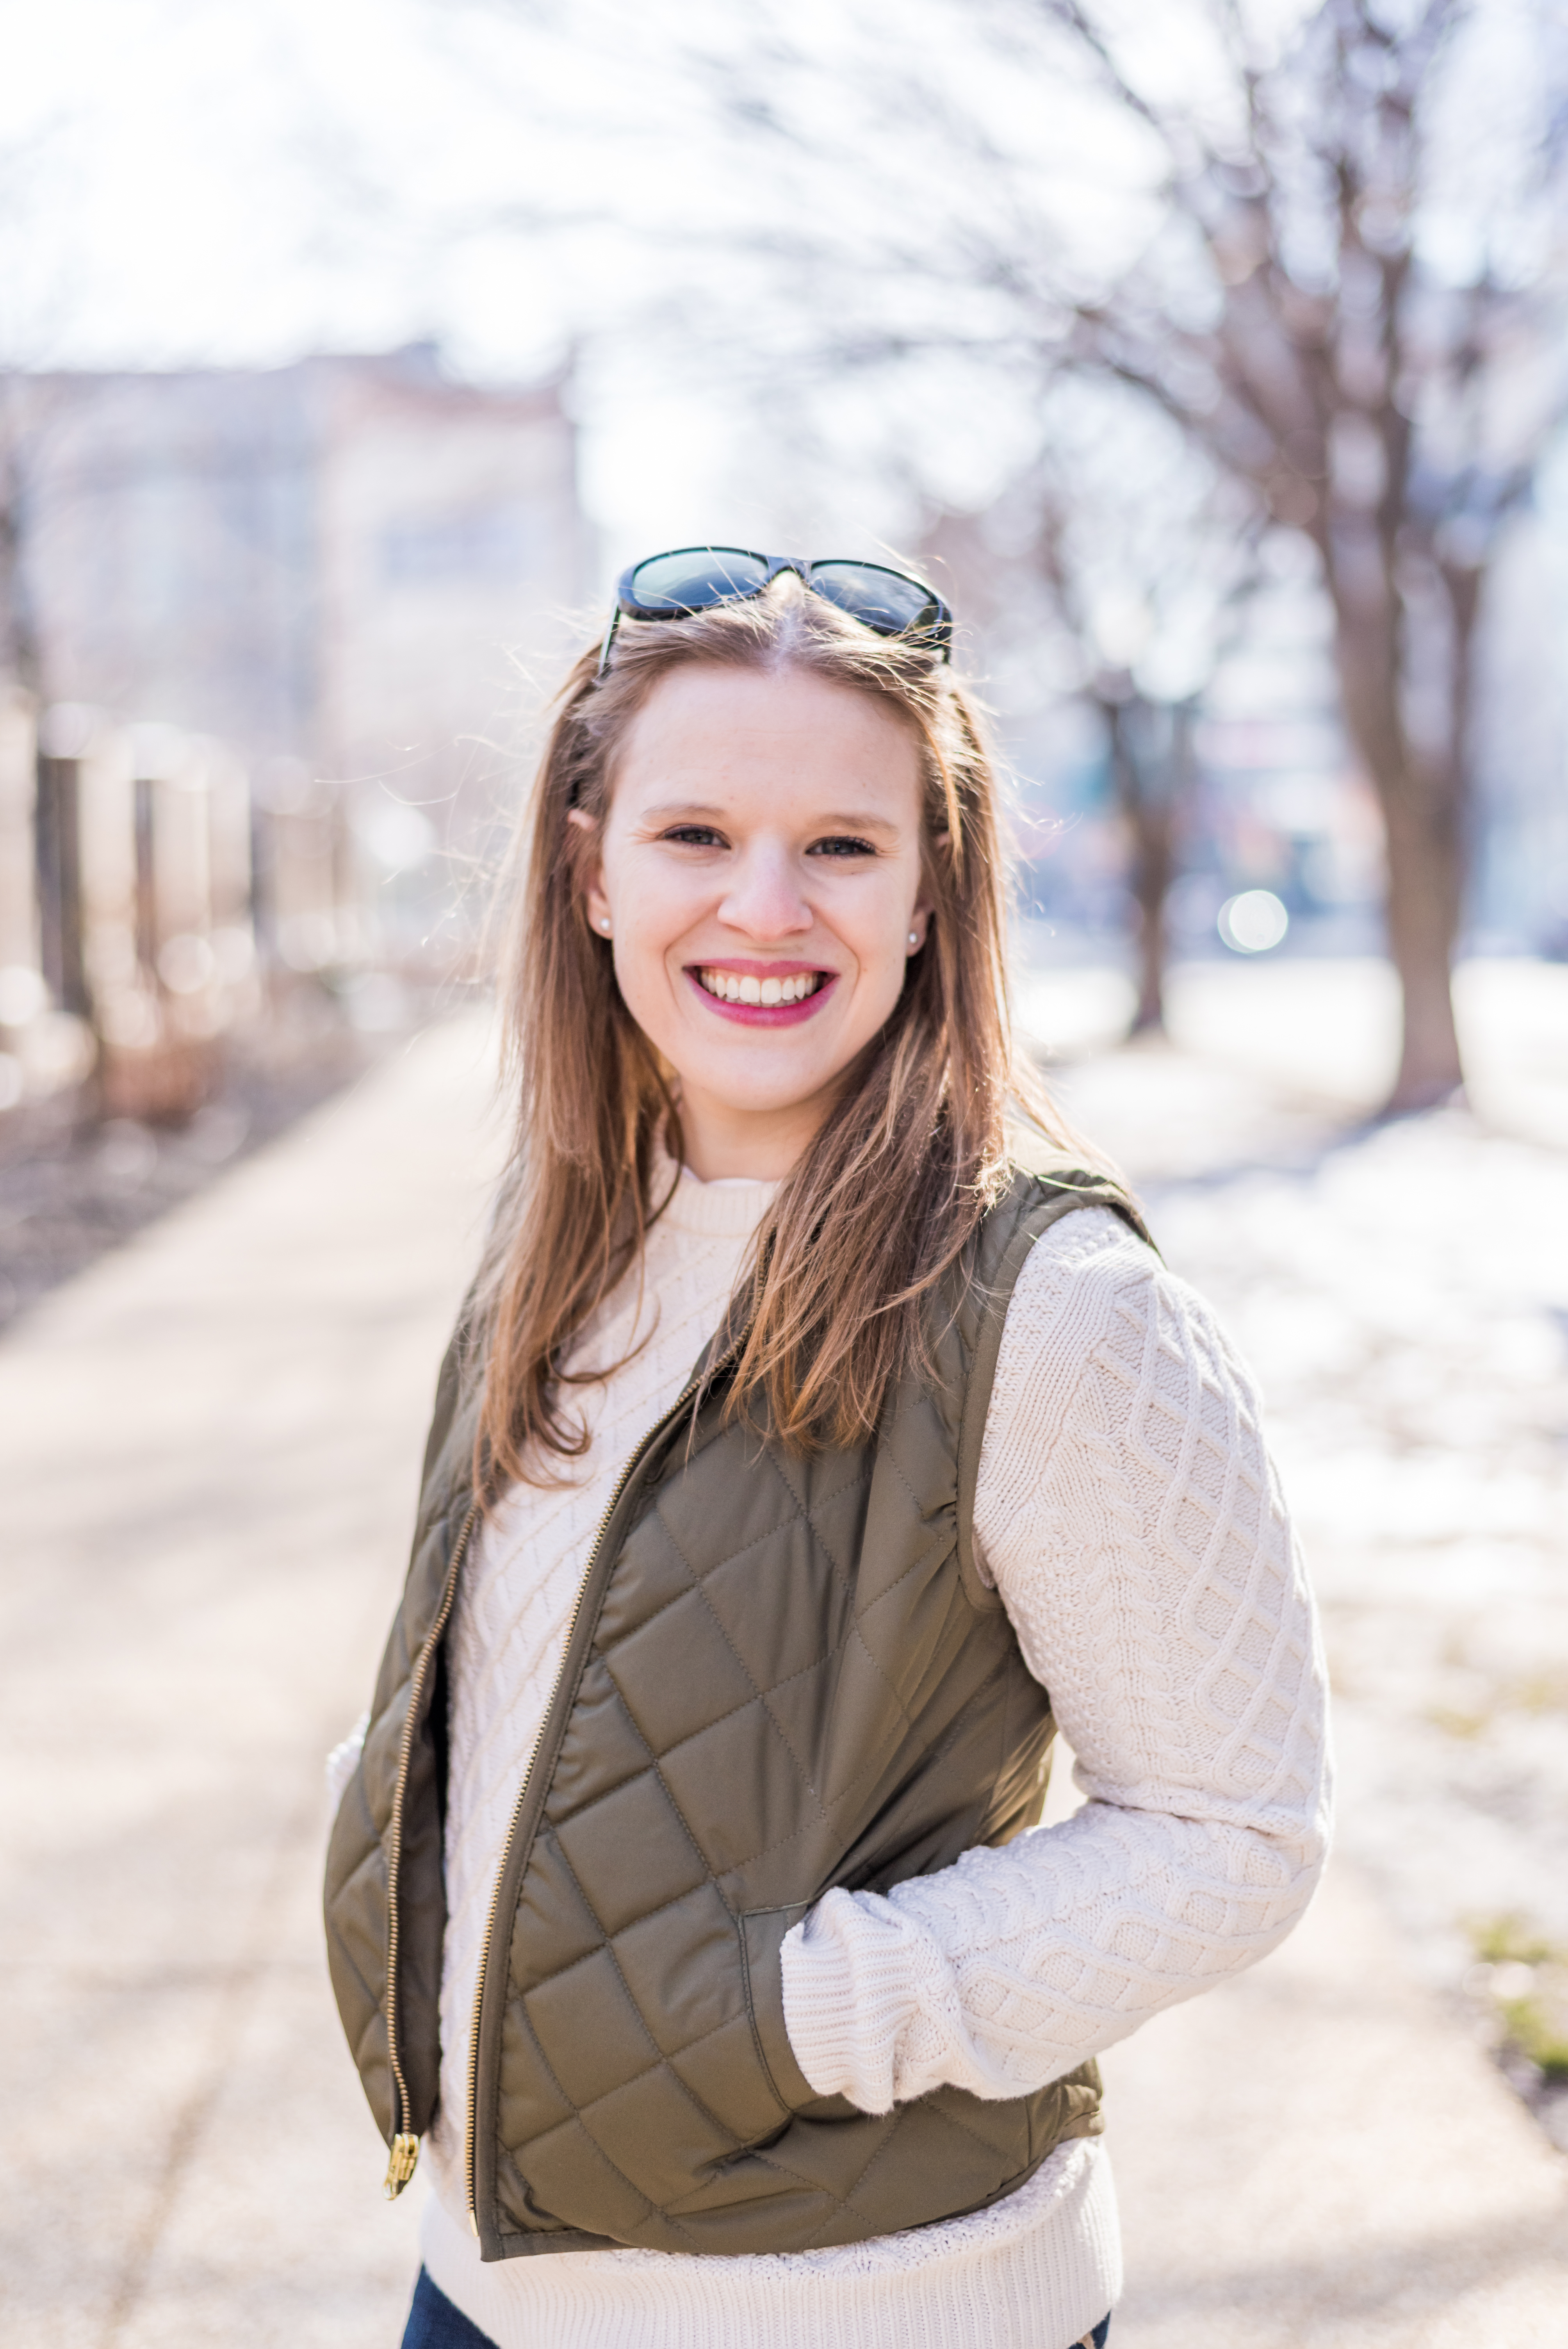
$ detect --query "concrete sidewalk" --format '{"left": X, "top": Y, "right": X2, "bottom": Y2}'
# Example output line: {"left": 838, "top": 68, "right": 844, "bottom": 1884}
{"left": 3, "top": 1009, "right": 1565, "bottom": 2346}
{"left": 1104, "top": 1865, "right": 1568, "bottom": 2346}
{"left": 1, "top": 1017, "right": 503, "bottom": 2347}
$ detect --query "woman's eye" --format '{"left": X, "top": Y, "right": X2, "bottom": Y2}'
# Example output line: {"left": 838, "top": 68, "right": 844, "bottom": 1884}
{"left": 660, "top": 825, "right": 728, "bottom": 848}
{"left": 808, "top": 835, "right": 877, "bottom": 859}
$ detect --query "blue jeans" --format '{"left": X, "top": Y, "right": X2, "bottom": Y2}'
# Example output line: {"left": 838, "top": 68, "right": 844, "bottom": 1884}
{"left": 402, "top": 2271, "right": 495, "bottom": 2347}
{"left": 401, "top": 2266, "right": 1113, "bottom": 2347}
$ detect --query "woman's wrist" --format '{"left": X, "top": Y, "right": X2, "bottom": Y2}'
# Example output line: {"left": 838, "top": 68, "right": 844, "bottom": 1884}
{"left": 780, "top": 1892, "right": 918, "bottom": 2115}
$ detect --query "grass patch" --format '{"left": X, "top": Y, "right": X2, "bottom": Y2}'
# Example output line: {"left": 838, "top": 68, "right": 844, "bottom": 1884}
{"left": 1427, "top": 1705, "right": 1489, "bottom": 1739}
{"left": 1467, "top": 1917, "right": 1568, "bottom": 2082}
{"left": 1499, "top": 1987, "right": 1568, "bottom": 2082}
{"left": 1471, "top": 1915, "right": 1556, "bottom": 1966}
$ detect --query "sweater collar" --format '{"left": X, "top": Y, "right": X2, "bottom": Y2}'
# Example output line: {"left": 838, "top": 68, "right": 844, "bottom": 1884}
{"left": 652, "top": 1142, "right": 779, "bottom": 1242}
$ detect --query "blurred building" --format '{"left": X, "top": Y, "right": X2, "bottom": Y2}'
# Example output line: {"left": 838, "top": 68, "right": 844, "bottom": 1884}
{"left": 13, "top": 342, "right": 592, "bottom": 967}
{"left": 23, "top": 342, "right": 587, "bottom": 764}
{"left": 0, "top": 345, "right": 591, "bottom": 1115}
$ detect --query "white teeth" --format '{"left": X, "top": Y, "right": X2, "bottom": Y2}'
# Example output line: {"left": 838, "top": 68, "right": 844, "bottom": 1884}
{"left": 698, "top": 968, "right": 820, "bottom": 1004}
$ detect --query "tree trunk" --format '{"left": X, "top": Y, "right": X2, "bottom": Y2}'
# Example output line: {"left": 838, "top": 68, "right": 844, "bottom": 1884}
{"left": 34, "top": 749, "right": 91, "bottom": 1019}
{"left": 1106, "top": 693, "right": 1187, "bottom": 1036}
{"left": 1129, "top": 803, "right": 1174, "bottom": 1034}
{"left": 0, "top": 449, "right": 43, "bottom": 698}
{"left": 1331, "top": 602, "right": 1466, "bottom": 1112}
{"left": 1380, "top": 781, "right": 1465, "bottom": 1108}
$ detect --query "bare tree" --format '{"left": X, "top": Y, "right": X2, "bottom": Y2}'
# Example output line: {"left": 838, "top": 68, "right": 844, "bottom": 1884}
{"left": 0, "top": 147, "right": 62, "bottom": 704}
{"left": 0, "top": 378, "right": 45, "bottom": 697}
{"left": 1055, "top": 0, "right": 1567, "bottom": 1105}
{"left": 0, "top": 118, "right": 94, "bottom": 1054}
{"left": 920, "top": 386, "right": 1257, "bottom": 1031}
{"left": 649, "top": 0, "right": 1568, "bottom": 1109}
{"left": 1103, "top": 689, "right": 1199, "bottom": 1034}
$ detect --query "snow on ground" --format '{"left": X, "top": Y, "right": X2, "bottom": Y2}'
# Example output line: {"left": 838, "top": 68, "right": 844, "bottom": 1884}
{"left": 1020, "top": 951, "right": 1568, "bottom": 2149}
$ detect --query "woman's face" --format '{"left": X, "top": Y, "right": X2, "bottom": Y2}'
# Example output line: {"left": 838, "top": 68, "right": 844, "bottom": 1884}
{"left": 577, "top": 661, "right": 932, "bottom": 1180}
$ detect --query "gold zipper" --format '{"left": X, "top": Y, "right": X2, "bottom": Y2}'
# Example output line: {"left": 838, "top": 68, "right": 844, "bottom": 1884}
{"left": 381, "top": 1497, "right": 480, "bottom": 2199}
{"left": 464, "top": 1354, "right": 729, "bottom": 2237}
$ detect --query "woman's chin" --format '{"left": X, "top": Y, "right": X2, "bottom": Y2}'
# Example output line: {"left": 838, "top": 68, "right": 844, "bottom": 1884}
{"left": 669, "top": 1067, "right": 846, "bottom": 1134}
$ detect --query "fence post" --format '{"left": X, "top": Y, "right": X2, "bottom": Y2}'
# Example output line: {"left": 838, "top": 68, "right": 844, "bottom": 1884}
{"left": 133, "top": 770, "right": 158, "bottom": 986}
{"left": 35, "top": 704, "right": 94, "bottom": 1018}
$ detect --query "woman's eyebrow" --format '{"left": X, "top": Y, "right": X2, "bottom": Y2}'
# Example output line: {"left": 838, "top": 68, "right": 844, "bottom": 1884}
{"left": 812, "top": 810, "right": 902, "bottom": 838}
{"left": 639, "top": 800, "right": 731, "bottom": 821}
{"left": 640, "top": 799, "right": 904, "bottom": 837}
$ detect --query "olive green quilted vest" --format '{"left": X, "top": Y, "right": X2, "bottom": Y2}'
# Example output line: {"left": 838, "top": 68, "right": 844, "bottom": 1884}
{"left": 324, "top": 1168, "right": 1146, "bottom": 2260}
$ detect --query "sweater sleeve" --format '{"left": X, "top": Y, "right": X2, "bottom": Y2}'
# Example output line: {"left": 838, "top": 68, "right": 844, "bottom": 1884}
{"left": 779, "top": 1206, "right": 1332, "bottom": 2114}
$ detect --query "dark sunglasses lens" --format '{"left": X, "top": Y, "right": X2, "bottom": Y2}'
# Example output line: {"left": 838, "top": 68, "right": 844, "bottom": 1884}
{"left": 808, "top": 562, "right": 941, "bottom": 637}
{"left": 626, "top": 549, "right": 771, "bottom": 614}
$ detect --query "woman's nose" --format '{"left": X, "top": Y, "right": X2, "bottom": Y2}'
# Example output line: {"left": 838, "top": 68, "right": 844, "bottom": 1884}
{"left": 717, "top": 846, "right": 813, "bottom": 939}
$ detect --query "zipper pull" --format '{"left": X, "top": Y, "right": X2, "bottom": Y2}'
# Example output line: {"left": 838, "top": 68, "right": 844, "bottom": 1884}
{"left": 383, "top": 2133, "right": 420, "bottom": 2198}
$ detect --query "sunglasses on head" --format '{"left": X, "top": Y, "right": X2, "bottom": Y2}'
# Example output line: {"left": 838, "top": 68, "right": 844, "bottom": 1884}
{"left": 595, "top": 547, "right": 953, "bottom": 679}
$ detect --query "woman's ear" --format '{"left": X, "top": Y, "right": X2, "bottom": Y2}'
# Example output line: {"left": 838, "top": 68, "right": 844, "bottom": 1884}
{"left": 567, "top": 806, "right": 611, "bottom": 936}
{"left": 909, "top": 829, "right": 949, "bottom": 948}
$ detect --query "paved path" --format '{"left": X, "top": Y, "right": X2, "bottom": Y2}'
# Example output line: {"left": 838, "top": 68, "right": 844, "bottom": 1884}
{"left": 3, "top": 996, "right": 1565, "bottom": 2345}
{"left": 1103, "top": 1864, "right": 1568, "bottom": 2346}
{"left": 1, "top": 1017, "right": 502, "bottom": 2347}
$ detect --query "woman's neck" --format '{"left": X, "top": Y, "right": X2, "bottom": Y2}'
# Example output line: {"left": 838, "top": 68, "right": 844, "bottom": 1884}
{"left": 675, "top": 1086, "right": 831, "bottom": 1183}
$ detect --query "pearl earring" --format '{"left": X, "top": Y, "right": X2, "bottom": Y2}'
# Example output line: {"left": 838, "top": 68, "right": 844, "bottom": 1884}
{"left": 909, "top": 930, "right": 919, "bottom": 949}
{"left": 600, "top": 916, "right": 611, "bottom": 933}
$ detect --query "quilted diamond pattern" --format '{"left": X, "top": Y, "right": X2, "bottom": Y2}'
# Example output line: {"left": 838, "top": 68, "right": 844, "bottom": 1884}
{"left": 470, "top": 1181, "right": 1128, "bottom": 2258}
{"left": 324, "top": 1176, "right": 1132, "bottom": 2259}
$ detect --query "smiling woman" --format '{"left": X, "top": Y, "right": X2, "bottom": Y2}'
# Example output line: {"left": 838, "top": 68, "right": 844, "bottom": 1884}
{"left": 323, "top": 565, "right": 1330, "bottom": 2349}
{"left": 573, "top": 661, "right": 931, "bottom": 1178}
{"left": 472, "top": 575, "right": 1037, "bottom": 1473}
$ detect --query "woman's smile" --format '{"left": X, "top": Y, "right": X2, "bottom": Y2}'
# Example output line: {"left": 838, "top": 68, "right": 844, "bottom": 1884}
{"left": 688, "top": 960, "right": 837, "bottom": 1023}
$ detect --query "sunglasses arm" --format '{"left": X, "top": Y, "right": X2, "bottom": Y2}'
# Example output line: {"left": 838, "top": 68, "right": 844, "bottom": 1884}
{"left": 594, "top": 607, "right": 621, "bottom": 683}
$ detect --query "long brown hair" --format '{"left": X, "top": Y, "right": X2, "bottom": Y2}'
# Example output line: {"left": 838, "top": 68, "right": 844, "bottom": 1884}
{"left": 476, "top": 573, "right": 1082, "bottom": 1489}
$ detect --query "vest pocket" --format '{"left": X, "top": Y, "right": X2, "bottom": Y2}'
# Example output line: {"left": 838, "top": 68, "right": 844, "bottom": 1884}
{"left": 739, "top": 1904, "right": 819, "bottom": 2117}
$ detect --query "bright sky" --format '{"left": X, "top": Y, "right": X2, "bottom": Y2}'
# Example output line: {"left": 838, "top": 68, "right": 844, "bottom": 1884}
{"left": 0, "top": 0, "right": 1172, "bottom": 567}
{"left": 7, "top": 0, "right": 1529, "bottom": 575}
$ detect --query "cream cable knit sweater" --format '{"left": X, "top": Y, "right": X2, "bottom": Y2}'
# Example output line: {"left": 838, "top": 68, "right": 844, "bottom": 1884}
{"left": 780, "top": 1198, "right": 1331, "bottom": 2116}
{"left": 343, "top": 1164, "right": 1328, "bottom": 2349}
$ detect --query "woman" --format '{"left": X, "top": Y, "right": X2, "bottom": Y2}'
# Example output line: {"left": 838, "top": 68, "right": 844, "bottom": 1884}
{"left": 324, "top": 549, "right": 1331, "bottom": 2349}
